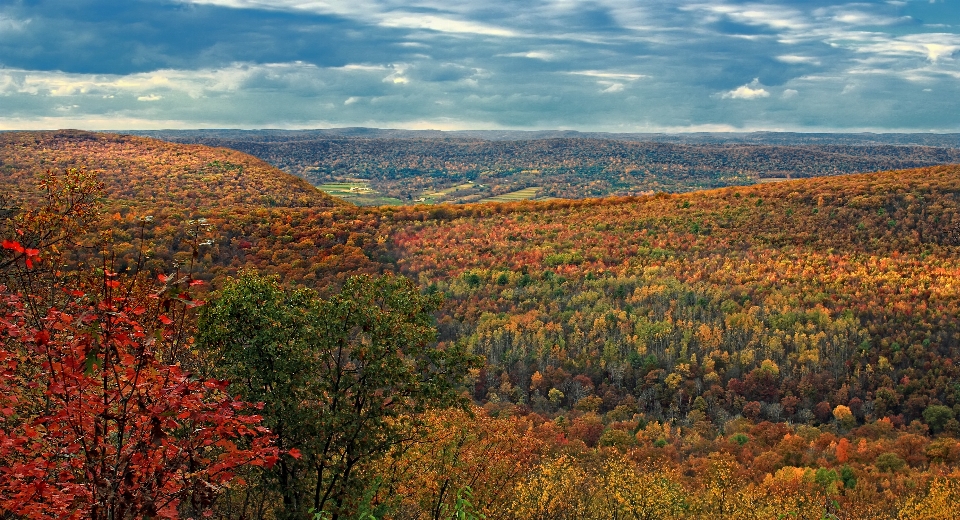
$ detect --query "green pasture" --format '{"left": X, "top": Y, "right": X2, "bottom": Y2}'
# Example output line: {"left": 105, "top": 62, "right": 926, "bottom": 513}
{"left": 481, "top": 187, "right": 542, "bottom": 203}
{"left": 317, "top": 182, "right": 403, "bottom": 206}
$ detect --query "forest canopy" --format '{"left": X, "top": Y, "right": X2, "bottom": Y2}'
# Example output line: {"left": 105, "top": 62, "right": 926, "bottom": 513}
{"left": 2, "top": 131, "right": 960, "bottom": 519}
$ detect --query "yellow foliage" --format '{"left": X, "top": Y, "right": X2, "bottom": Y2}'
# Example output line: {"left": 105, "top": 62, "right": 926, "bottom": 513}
{"left": 509, "top": 455, "right": 685, "bottom": 520}
{"left": 833, "top": 405, "right": 853, "bottom": 422}
{"left": 898, "top": 477, "right": 960, "bottom": 519}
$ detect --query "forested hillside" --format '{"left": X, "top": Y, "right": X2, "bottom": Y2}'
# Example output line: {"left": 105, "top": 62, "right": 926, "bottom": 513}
{"left": 3, "top": 131, "right": 960, "bottom": 518}
{"left": 143, "top": 130, "right": 960, "bottom": 204}
{"left": 0, "top": 131, "right": 388, "bottom": 289}
{"left": 390, "top": 165, "right": 960, "bottom": 428}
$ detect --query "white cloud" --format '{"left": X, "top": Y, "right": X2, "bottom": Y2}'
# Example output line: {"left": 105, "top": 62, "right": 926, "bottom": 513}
{"left": 722, "top": 78, "right": 770, "bottom": 99}
{"left": 380, "top": 15, "right": 515, "bottom": 37}
{"left": 344, "top": 96, "right": 360, "bottom": 105}
{"left": 777, "top": 55, "right": 821, "bottom": 65}
{"left": 501, "top": 51, "right": 555, "bottom": 61}
{"left": 853, "top": 34, "right": 960, "bottom": 62}
{"left": 569, "top": 70, "right": 646, "bottom": 80}
{"left": 827, "top": 10, "right": 903, "bottom": 26}
{"left": 382, "top": 65, "right": 409, "bottom": 84}
{"left": 0, "top": 62, "right": 324, "bottom": 100}
{"left": 781, "top": 89, "right": 798, "bottom": 99}
{"left": 180, "top": 0, "right": 517, "bottom": 37}
{"left": 335, "top": 64, "right": 390, "bottom": 72}
{"left": 599, "top": 82, "right": 624, "bottom": 93}
{"left": 686, "top": 4, "right": 809, "bottom": 31}
{"left": 0, "top": 15, "right": 29, "bottom": 33}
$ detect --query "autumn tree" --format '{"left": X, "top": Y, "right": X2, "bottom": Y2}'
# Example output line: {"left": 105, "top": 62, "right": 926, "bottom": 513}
{"left": 0, "top": 168, "right": 277, "bottom": 519}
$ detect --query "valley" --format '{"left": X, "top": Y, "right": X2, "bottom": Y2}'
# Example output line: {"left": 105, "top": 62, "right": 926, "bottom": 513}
{"left": 3, "top": 130, "right": 960, "bottom": 518}
{"left": 135, "top": 129, "right": 960, "bottom": 205}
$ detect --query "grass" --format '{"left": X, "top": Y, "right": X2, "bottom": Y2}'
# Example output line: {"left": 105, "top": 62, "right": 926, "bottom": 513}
{"left": 424, "top": 183, "right": 476, "bottom": 198}
{"left": 481, "top": 187, "right": 542, "bottom": 203}
{"left": 419, "top": 183, "right": 482, "bottom": 204}
{"left": 317, "top": 182, "right": 403, "bottom": 206}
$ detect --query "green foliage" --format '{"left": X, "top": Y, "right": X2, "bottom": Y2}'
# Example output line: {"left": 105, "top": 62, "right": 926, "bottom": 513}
{"left": 443, "top": 487, "right": 486, "bottom": 520}
{"left": 923, "top": 405, "right": 955, "bottom": 433}
{"left": 814, "top": 468, "right": 838, "bottom": 490}
{"left": 198, "top": 272, "right": 480, "bottom": 518}
{"left": 875, "top": 453, "right": 907, "bottom": 473}
{"left": 839, "top": 466, "right": 857, "bottom": 489}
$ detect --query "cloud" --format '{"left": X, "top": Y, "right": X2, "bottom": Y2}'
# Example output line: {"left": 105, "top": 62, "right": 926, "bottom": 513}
{"left": 598, "top": 82, "right": 624, "bottom": 93}
{"left": 777, "top": 55, "right": 820, "bottom": 65}
{"left": 181, "top": 0, "right": 517, "bottom": 37}
{"left": 0, "top": 14, "right": 29, "bottom": 33}
{"left": 687, "top": 4, "right": 809, "bottom": 31}
{"left": 380, "top": 15, "right": 516, "bottom": 37}
{"left": 0, "top": 63, "right": 320, "bottom": 100}
{"left": 722, "top": 78, "right": 770, "bottom": 99}
{"left": 3, "top": 0, "right": 960, "bottom": 131}
{"left": 501, "top": 51, "right": 555, "bottom": 61}
{"left": 569, "top": 71, "right": 647, "bottom": 80}
{"left": 852, "top": 34, "right": 960, "bottom": 62}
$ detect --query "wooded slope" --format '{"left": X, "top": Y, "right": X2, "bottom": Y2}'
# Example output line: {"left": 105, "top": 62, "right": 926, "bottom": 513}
{"left": 0, "top": 130, "right": 344, "bottom": 209}
{"left": 388, "top": 164, "right": 960, "bottom": 429}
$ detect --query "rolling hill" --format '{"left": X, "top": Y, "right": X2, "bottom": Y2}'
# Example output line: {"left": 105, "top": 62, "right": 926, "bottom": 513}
{"left": 4, "top": 132, "right": 960, "bottom": 517}
{"left": 0, "top": 130, "right": 344, "bottom": 210}
{"left": 134, "top": 129, "right": 960, "bottom": 204}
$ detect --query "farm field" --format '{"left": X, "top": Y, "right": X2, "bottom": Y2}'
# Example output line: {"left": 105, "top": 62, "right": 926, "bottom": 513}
{"left": 419, "top": 182, "right": 489, "bottom": 204}
{"left": 480, "top": 186, "right": 542, "bottom": 202}
{"left": 317, "top": 181, "right": 404, "bottom": 206}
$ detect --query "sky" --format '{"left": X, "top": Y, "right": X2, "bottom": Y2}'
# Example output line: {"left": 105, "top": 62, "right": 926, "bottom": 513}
{"left": 1, "top": 0, "right": 959, "bottom": 132}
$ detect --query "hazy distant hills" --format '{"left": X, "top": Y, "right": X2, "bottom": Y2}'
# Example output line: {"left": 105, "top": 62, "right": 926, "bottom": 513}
{"left": 128, "top": 128, "right": 960, "bottom": 147}
{"left": 126, "top": 129, "right": 960, "bottom": 205}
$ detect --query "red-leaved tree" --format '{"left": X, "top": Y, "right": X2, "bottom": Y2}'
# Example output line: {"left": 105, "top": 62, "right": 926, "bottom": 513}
{"left": 0, "top": 168, "right": 278, "bottom": 519}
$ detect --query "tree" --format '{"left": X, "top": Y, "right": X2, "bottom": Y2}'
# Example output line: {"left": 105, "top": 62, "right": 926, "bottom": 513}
{"left": 198, "top": 272, "right": 480, "bottom": 519}
{"left": 923, "top": 405, "right": 955, "bottom": 434}
{"left": 0, "top": 168, "right": 277, "bottom": 519}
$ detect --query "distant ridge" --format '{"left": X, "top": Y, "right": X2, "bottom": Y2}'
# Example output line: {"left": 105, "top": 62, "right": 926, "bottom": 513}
{"left": 125, "top": 128, "right": 960, "bottom": 148}
{"left": 0, "top": 130, "right": 345, "bottom": 209}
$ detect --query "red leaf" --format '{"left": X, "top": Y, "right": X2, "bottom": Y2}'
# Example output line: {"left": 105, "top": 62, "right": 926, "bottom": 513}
{"left": 1, "top": 240, "right": 24, "bottom": 253}
{"left": 189, "top": 279, "right": 206, "bottom": 287}
{"left": 157, "top": 273, "right": 169, "bottom": 283}
{"left": 288, "top": 448, "right": 302, "bottom": 459}
{"left": 158, "top": 314, "right": 173, "bottom": 325}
